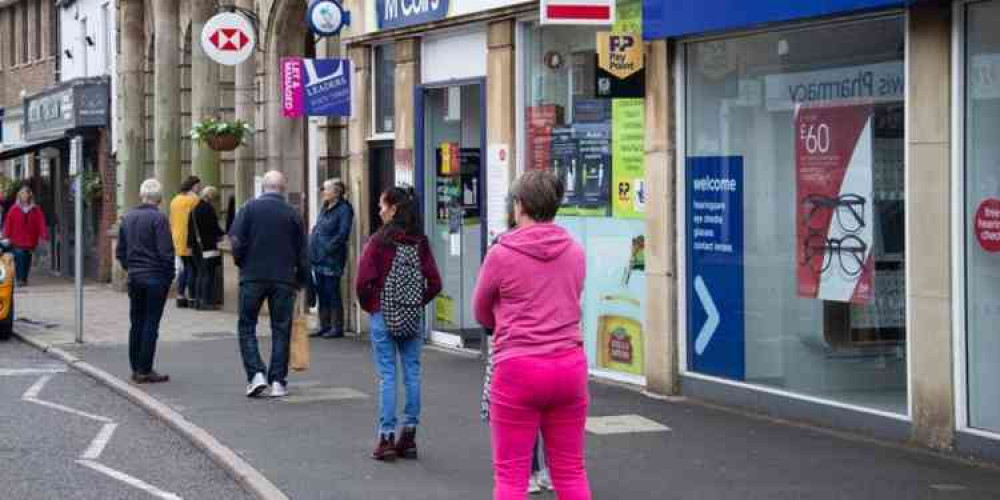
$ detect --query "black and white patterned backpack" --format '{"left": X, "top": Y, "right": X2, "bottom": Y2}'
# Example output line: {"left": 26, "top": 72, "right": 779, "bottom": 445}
{"left": 380, "top": 244, "right": 426, "bottom": 337}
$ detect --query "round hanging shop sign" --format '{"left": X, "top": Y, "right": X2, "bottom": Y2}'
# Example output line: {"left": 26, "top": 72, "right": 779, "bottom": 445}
{"left": 201, "top": 12, "right": 256, "bottom": 66}
{"left": 307, "top": 0, "right": 351, "bottom": 37}
{"left": 975, "top": 198, "right": 1000, "bottom": 253}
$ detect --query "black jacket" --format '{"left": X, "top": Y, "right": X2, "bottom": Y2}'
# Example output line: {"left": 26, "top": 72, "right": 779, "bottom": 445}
{"left": 117, "top": 204, "right": 175, "bottom": 280}
{"left": 228, "top": 193, "right": 309, "bottom": 287}
{"left": 308, "top": 199, "right": 353, "bottom": 276}
{"left": 187, "top": 200, "right": 224, "bottom": 258}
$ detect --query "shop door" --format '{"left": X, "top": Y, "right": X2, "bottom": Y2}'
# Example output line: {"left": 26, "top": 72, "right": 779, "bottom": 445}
{"left": 368, "top": 140, "right": 395, "bottom": 236}
{"left": 418, "top": 83, "right": 486, "bottom": 350}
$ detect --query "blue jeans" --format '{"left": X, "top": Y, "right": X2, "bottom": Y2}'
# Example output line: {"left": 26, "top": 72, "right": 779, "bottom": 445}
{"left": 238, "top": 281, "right": 296, "bottom": 384}
{"left": 370, "top": 312, "right": 423, "bottom": 436}
{"left": 127, "top": 275, "right": 171, "bottom": 374}
{"left": 12, "top": 248, "right": 32, "bottom": 283}
{"left": 177, "top": 256, "right": 197, "bottom": 299}
{"left": 315, "top": 273, "right": 343, "bottom": 331}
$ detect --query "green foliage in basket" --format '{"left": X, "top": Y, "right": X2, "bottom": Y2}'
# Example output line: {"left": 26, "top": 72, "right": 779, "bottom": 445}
{"left": 189, "top": 117, "right": 254, "bottom": 146}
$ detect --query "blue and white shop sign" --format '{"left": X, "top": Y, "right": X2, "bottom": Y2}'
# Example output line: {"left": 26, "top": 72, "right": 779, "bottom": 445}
{"left": 308, "top": 0, "right": 351, "bottom": 37}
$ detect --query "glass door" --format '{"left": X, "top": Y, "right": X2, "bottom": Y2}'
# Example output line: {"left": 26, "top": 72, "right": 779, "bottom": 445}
{"left": 422, "top": 84, "right": 485, "bottom": 350}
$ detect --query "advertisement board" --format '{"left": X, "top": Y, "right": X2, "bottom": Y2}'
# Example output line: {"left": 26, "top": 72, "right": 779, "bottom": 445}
{"left": 281, "top": 58, "right": 352, "bottom": 118}
{"left": 795, "top": 102, "right": 875, "bottom": 304}
{"left": 686, "top": 156, "right": 744, "bottom": 381}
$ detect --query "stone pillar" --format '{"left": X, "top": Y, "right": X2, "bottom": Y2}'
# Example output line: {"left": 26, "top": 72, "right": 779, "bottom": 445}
{"left": 118, "top": 0, "right": 145, "bottom": 212}
{"left": 394, "top": 38, "right": 420, "bottom": 187}
{"left": 154, "top": 0, "right": 181, "bottom": 204}
{"left": 233, "top": 0, "right": 255, "bottom": 207}
{"left": 644, "top": 39, "right": 680, "bottom": 396}
{"left": 189, "top": 0, "right": 220, "bottom": 189}
{"left": 907, "top": 4, "right": 954, "bottom": 450}
{"left": 487, "top": 20, "right": 516, "bottom": 180}
{"left": 348, "top": 45, "right": 371, "bottom": 236}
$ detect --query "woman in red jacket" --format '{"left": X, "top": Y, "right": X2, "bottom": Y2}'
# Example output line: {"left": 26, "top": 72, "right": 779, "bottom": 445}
{"left": 356, "top": 186, "right": 442, "bottom": 462}
{"left": 4, "top": 187, "right": 48, "bottom": 286}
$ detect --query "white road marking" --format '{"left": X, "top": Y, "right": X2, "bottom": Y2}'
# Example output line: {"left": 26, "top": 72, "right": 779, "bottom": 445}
{"left": 18, "top": 375, "right": 184, "bottom": 499}
{"left": 78, "top": 460, "right": 183, "bottom": 500}
{"left": 81, "top": 423, "right": 118, "bottom": 460}
{"left": 0, "top": 367, "right": 67, "bottom": 376}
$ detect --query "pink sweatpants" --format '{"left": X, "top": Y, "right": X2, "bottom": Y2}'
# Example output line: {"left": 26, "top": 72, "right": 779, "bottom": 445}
{"left": 490, "top": 348, "right": 591, "bottom": 500}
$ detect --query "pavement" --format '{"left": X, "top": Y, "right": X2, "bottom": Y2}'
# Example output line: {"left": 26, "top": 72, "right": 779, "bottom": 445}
{"left": 0, "top": 340, "right": 255, "bottom": 500}
{"left": 13, "top": 275, "right": 1000, "bottom": 500}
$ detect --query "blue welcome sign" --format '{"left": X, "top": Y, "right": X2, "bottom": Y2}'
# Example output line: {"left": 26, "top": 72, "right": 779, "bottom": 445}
{"left": 376, "top": 0, "right": 450, "bottom": 30}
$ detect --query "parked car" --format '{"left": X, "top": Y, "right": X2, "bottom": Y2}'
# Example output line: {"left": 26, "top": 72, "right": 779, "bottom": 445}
{"left": 0, "top": 239, "right": 15, "bottom": 340}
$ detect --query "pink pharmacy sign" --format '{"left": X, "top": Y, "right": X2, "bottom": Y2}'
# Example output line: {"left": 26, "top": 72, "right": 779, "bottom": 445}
{"left": 281, "top": 57, "right": 305, "bottom": 118}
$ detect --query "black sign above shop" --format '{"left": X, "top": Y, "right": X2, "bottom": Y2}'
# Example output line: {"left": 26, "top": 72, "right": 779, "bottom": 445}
{"left": 23, "top": 77, "right": 110, "bottom": 141}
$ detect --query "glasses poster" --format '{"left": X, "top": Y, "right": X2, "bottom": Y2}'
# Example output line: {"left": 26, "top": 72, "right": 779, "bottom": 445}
{"left": 795, "top": 102, "right": 875, "bottom": 304}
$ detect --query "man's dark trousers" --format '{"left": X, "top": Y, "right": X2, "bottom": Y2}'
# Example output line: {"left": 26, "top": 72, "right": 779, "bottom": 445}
{"left": 315, "top": 273, "right": 343, "bottom": 333}
{"left": 238, "top": 281, "right": 296, "bottom": 384}
{"left": 128, "top": 275, "right": 170, "bottom": 374}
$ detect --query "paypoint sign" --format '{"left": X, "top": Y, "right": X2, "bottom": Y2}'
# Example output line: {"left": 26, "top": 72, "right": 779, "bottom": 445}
{"left": 597, "top": 32, "right": 644, "bottom": 98}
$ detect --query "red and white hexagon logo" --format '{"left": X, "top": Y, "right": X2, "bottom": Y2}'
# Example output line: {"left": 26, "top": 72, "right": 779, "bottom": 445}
{"left": 201, "top": 13, "right": 255, "bottom": 66}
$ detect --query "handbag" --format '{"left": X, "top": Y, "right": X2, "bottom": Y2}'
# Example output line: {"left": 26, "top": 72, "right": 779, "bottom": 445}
{"left": 290, "top": 296, "right": 310, "bottom": 372}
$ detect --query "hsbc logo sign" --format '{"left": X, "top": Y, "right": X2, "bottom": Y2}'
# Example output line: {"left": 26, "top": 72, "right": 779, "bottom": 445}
{"left": 209, "top": 28, "right": 251, "bottom": 52}
{"left": 201, "top": 13, "right": 256, "bottom": 66}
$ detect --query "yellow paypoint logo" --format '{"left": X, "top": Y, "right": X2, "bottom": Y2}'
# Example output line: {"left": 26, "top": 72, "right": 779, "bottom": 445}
{"left": 598, "top": 32, "right": 643, "bottom": 80}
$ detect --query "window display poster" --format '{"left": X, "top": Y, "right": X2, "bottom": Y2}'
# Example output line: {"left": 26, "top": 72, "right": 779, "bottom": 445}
{"left": 559, "top": 217, "right": 646, "bottom": 378}
{"left": 795, "top": 103, "right": 875, "bottom": 304}
{"left": 552, "top": 127, "right": 580, "bottom": 215}
{"left": 576, "top": 122, "right": 612, "bottom": 216}
{"left": 686, "top": 156, "right": 744, "bottom": 381}
{"left": 526, "top": 105, "right": 564, "bottom": 171}
{"left": 612, "top": 99, "right": 645, "bottom": 219}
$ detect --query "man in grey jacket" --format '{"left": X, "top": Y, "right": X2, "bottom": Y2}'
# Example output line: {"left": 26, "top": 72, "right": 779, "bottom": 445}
{"left": 116, "top": 179, "right": 175, "bottom": 384}
{"left": 229, "top": 171, "right": 310, "bottom": 398}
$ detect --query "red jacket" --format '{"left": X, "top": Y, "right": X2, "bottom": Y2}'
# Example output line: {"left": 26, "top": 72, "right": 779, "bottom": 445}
{"left": 4, "top": 204, "right": 48, "bottom": 250}
{"left": 356, "top": 232, "right": 442, "bottom": 314}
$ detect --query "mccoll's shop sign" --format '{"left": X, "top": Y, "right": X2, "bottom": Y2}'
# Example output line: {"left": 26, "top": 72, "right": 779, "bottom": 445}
{"left": 375, "top": 0, "right": 531, "bottom": 31}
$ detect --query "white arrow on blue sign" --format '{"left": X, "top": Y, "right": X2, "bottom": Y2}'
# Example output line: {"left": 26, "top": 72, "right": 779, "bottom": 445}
{"left": 693, "top": 275, "right": 720, "bottom": 356}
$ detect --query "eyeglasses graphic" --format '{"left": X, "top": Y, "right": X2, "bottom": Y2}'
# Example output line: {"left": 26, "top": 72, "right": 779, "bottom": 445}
{"left": 802, "top": 193, "right": 867, "bottom": 234}
{"left": 802, "top": 231, "right": 868, "bottom": 277}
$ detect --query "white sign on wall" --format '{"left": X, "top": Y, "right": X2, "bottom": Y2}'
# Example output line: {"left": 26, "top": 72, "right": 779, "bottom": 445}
{"left": 200, "top": 12, "right": 256, "bottom": 66}
{"left": 487, "top": 143, "right": 511, "bottom": 243}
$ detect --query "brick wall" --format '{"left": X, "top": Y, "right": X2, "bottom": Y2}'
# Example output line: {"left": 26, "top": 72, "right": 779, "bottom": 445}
{"left": 0, "top": 1, "right": 58, "bottom": 111}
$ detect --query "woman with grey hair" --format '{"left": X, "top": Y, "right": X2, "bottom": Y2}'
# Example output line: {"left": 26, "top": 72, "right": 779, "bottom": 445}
{"left": 188, "top": 186, "right": 224, "bottom": 310}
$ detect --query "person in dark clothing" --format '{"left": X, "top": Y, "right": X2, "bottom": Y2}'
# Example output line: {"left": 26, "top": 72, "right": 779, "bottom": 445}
{"left": 188, "top": 186, "right": 224, "bottom": 310}
{"left": 308, "top": 179, "right": 354, "bottom": 338}
{"left": 228, "top": 171, "right": 310, "bottom": 399}
{"left": 116, "top": 179, "right": 175, "bottom": 384}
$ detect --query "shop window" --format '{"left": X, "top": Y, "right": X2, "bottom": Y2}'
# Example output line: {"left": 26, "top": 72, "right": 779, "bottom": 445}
{"left": 523, "top": 22, "right": 648, "bottom": 381}
{"left": 34, "top": 0, "right": 41, "bottom": 61}
{"left": 964, "top": 1, "right": 1000, "bottom": 434}
{"left": 21, "top": 2, "right": 27, "bottom": 64}
{"left": 683, "top": 17, "right": 907, "bottom": 414}
{"left": 374, "top": 44, "right": 396, "bottom": 135}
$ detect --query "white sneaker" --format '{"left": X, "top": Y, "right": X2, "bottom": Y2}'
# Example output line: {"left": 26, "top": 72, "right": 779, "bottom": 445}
{"left": 528, "top": 473, "right": 543, "bottom": 495}
{"left": 537, "top": 469, "right": 553, "bottom": 491}
{"left": 269, "top": 381, "right": 288, "bottom": 398}
{"left": 246, "top": 372, "right": 267, "bottom": 398}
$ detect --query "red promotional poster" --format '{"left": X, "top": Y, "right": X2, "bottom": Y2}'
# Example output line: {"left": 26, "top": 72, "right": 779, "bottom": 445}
{"left": 796, "top": 102, "right": 875, "bottom": 304}
{"left": 526, "top": 105, "right": 564, "bottom": 171}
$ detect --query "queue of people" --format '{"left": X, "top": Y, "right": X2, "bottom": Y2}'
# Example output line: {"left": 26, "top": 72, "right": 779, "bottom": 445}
{"left": 116, "top": 168, "right": 590, "bottom": 499}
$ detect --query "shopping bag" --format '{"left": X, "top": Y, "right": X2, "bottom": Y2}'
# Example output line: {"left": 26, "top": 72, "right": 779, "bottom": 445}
{"left": 290, "top": 297, "right": 310, "bottom": 372}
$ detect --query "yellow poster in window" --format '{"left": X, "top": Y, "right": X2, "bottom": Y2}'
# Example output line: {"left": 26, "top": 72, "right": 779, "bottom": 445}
{"left": 597, "top": 32, "right": 643, "bottom": 81}
{"left": 436, "top": 294, "right": 455, "bottom": 325}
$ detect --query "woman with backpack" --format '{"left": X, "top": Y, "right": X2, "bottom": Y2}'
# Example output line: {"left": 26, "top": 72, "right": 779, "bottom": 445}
{"left": 473, "top": 170, "right": 591, "bottom": 499}
{"left": 356, "top": 186, "right": 442, "bottom": 462}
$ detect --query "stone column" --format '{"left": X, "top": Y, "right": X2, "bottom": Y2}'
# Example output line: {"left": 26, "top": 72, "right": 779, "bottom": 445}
{"left": 118, "top": 0, "right": 145, "bottom": 211}
{"left": 907, "top": 4, "right": 954, "bottom": 450}
{"left": 487, "top": 20, "right": 516, "bottom": 180}
{"left": 189, "top": 0, "right": 220, "bottom": 189}
{"left": 233, "top": 0, "right": 256, "bottom": 207}
{"left": 394, "top": 38, "right": 420, "bottom": 187}
{"left": 154, "top": 0, "right": 181, "bottom": 204}
{"left": 348, "top": 45, "right": 371, "bottom": 235}
{"left": 644, "top": 40, "right": 680, "bottom": 396}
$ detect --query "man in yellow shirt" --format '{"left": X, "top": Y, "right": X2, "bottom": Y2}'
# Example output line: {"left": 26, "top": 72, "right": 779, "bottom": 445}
{"left": 169, "top": 176, "right": 202, "bottom": 308}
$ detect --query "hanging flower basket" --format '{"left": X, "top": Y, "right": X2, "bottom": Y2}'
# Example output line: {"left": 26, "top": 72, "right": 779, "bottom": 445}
{"left": 206, "top": 133, "right": 241, "bottom": 152}
{"left": 190, "top": 117, "right": 253, "bottom": 153}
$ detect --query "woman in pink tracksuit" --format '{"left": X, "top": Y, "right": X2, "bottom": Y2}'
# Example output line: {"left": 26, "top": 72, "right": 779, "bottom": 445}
{"left": 473, "top": 170, "right": 591, "bottom": 500}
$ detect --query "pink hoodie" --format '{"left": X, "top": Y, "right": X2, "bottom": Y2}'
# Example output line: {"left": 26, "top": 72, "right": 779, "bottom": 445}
{"left": 473, "top": 223, "right": 586, "bottom": 365}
